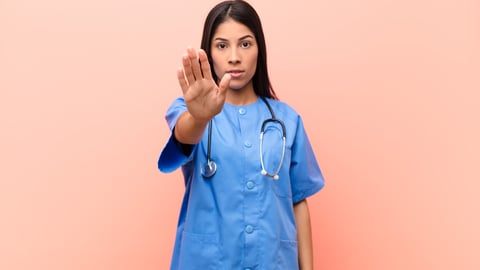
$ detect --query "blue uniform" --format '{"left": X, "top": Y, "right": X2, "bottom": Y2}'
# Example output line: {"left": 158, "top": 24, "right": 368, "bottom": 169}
{"left": 158, "top": 97, "right": 325, "bottom": 270}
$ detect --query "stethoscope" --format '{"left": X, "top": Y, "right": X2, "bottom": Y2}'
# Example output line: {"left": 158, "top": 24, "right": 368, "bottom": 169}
{"left": 201, "top": 97, "right": 286, "bottom": 180}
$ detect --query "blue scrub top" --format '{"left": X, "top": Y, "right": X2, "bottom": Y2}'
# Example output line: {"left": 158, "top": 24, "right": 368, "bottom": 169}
{"left": 158, "top": 97, "right": 325, "bottom": 270}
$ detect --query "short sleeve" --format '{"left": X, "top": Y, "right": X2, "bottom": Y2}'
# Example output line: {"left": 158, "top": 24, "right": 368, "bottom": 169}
{"left": 157, "top": 98, "right": 195, "bottom": 173}
{"left": 290, "top": 116, "right": 325, "bottom": 203}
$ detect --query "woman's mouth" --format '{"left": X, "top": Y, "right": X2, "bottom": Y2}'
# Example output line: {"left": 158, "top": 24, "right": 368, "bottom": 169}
{"left": 227, "top": 70, "right": 244, "bottom": 79}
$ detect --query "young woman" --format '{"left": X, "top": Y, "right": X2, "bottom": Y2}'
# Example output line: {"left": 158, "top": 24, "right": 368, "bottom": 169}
{"left": 158, "top": 1, "right": 325, "bottom": 269}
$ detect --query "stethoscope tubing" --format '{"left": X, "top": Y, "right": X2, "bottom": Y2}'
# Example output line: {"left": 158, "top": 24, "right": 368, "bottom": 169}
{"left": 201, "top": 97, "right": 287, "bottom": 180}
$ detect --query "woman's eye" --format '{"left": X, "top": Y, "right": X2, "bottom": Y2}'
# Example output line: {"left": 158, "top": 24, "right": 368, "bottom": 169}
{"left": 241, "top": 42, "right": 251, "bottom": 48}
{"left": 217, "top": 43, "right": 227, "bottom": 49}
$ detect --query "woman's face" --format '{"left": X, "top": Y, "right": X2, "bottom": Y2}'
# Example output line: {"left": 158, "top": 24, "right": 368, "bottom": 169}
{"left": 211, "top": 19, "right": 258, "bottom": 93}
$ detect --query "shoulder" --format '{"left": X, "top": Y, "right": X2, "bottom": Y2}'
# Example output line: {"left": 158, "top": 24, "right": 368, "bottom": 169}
{"left": 164, "top": 97, "right": 188, "bottom": 129}
{"left": 166, "top": 97, "right": 187, "bottom": 114}
{"left": 264, "top": 98, "right": 301, "bottom": 123}
{"left": 170, "top": 96, "right": 186, "bottom": 107}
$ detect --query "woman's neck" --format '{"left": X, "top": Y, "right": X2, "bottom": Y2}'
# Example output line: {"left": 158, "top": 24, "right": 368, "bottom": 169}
{"left": 225, "top": 83, "right": 258, "bottom": 106}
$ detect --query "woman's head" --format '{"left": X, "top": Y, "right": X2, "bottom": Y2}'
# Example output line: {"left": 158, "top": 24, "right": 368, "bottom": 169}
{"left": 201, "top": 0, "right": 277, "bottom": 99}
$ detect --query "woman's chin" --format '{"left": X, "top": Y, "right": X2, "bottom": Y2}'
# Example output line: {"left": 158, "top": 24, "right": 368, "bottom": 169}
{"left": 228, "top": 84, "right": 246, "bottom": 91}
{"left": 228, "top": 80, "right": 252, "bottom": 91}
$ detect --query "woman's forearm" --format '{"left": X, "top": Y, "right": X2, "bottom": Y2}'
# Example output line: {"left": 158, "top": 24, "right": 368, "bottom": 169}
{"left": 174, "top": 111, "right": 209, "bottom": 145}
{"left": 294, "top": 199, "right": 314, "bottom": 270}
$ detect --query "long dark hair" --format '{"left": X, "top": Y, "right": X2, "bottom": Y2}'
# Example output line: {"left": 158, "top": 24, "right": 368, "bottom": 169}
{"left": 200, "top": 0, "right": 278, "bottom": 100}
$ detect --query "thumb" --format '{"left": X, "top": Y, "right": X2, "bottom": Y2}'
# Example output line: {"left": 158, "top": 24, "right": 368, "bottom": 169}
{"left": 217, "top": 73, "right": 231, "bottom": 96}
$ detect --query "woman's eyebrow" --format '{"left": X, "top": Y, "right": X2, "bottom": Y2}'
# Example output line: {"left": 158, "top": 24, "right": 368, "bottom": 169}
{"left": 213, "top": 37, "right": 229, "bottom": 42}
{"left": 238, "top": 35, "right": 254, "bottom": 40}
{"left": 213, "top": 35, "right": 254, "bottom": 42}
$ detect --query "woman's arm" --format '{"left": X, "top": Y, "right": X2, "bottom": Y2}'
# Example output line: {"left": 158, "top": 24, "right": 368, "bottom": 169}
{"left": 174, "top": 111, "right": 210, "bottom": 145}
{"left": 175, "top": 48, "right": 231, "bottom": 144}
{"left": 294, "top": 199, "right": 314, "bottom": 270}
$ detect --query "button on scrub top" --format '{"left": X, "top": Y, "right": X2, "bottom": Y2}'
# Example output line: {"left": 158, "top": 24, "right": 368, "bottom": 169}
{"left": 158, "top": 97, "right": 325, "bottom": 270}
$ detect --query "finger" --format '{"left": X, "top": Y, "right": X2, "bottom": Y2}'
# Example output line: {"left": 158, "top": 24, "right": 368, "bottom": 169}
{"left": 187, "top": 47, "right": 203, "bottom": 80}
{"left": 217, "top": 73, "right": 231, "bottom": 97}
{"left": 182, "top": 53, "right": 195, "bottom": 85}
{"left": 176, "top": 67, "right": 188, "bottom": 95}
{"left": 198, "top": 49, "right": 213, "bottom": 80}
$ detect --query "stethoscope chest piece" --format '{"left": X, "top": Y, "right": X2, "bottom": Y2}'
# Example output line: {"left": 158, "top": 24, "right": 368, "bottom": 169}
{"left": 201, "top": 160, "right": 217, "bottom": 178}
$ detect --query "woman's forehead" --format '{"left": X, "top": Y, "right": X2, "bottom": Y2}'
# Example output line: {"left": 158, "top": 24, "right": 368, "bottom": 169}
{"left": 213, "top": 19, "right": 255, "bottom": 40}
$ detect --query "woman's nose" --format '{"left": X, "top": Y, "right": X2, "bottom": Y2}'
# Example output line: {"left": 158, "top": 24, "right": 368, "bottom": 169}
{"left": 228, "top": 48, "right": 240, "bottom": 64}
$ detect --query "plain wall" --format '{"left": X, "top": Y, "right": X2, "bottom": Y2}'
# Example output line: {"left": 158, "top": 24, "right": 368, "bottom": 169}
{"left": 1, "top": 0, "right": 479, "bottom": 269}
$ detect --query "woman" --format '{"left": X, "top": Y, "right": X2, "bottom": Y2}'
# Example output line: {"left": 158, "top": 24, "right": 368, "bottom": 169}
{"left": 158, "top": 1, "right": 325, "bottom": 269}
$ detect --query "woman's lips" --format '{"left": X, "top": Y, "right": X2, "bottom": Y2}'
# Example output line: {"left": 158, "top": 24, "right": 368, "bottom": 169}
{"left": 227, "top": 70, "right": 244, "bottom": 79}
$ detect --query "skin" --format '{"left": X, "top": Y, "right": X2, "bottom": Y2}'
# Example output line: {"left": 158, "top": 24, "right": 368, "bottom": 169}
{"left": 174, "top": 47, "right": 230, "bottom": 145}
{"left": 294, "top": 199, "right": 314, "bottom": 270}
{"left": 210, "top": 19, "right": 258, "bottom": 106}
{"left": 175, "top": 19, "right": 314, "bottom": 270}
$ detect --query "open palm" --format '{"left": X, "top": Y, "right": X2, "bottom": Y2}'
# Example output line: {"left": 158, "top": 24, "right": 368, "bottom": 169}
{"left": 177, "top": 48, "right": 231, "bottom": 123}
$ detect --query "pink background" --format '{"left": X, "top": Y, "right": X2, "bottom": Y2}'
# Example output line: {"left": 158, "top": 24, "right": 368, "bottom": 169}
{"left": 1, "top": 0, "right": 479, "bottom": 269}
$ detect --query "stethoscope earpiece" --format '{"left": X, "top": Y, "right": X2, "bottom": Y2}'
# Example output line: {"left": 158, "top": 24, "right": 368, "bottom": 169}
{"left": 261, "top": 169, "right": 280, "bottom": 180}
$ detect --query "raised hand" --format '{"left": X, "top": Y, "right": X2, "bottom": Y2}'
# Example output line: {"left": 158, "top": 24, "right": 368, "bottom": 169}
{"left": 177, "top": 47, "right": 231, "bottom": 124}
